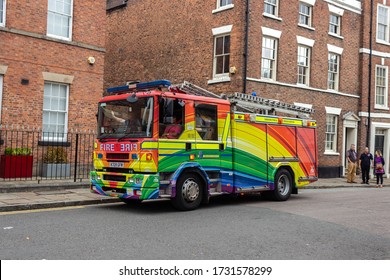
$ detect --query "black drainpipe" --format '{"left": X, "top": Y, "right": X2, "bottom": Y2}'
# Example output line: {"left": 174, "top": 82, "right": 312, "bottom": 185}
{"left": 243, "top": 0, "right": 250, "bottom": 94}
{"left": 366, "top": 0, "right": 373, "bottom": 147}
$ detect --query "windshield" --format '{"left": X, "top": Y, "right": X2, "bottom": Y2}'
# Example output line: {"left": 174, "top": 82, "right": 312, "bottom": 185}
{"left": 97, "top": 97, "right": 153, "bottom": 139}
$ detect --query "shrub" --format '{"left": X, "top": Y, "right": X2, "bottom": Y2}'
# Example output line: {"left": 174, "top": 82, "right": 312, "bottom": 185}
{"left": 4, "top": 147, "right": 32, "bottom": 156}
{"left": 43, "top": 147, "right": 68, "bottom": 163}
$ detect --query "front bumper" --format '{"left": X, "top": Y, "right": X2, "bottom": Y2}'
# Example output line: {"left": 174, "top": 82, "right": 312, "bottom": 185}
{"left": 90, "top": 171, "right": 161, "bottom": 200}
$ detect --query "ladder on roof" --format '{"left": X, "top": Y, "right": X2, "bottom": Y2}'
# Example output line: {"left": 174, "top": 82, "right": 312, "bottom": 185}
{"left": 173, "top": 81, "right": 314, "bottom": 118}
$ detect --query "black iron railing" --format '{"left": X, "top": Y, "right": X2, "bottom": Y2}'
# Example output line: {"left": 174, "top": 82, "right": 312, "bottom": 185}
{"left": 0, "top": 128, "right": 96, "bottom": 182}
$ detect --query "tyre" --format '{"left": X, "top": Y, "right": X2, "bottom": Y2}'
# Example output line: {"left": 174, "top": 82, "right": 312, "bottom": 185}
{"left": 271, "top": 169, "right": 293, "bottom": 201}
{"left": 172, "top": 173, "right": 203, "bottom": 211}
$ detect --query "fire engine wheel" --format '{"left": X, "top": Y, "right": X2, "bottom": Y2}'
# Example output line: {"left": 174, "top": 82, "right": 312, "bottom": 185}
{"left": 272, "top": 169, "right": 293, "bottom": 201}
{"left": 172, "top": 173, "right": 203, "bottom": 211}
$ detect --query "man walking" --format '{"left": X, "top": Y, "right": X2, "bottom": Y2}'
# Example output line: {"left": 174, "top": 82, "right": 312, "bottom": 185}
{"left": 359, "top": 147, "right": 373, "bottom": 184}
{"left": 346, "top": 144, "right": 358, "bottom": 183}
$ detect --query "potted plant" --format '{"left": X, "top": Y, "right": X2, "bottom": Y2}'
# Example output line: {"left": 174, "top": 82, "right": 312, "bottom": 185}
{"left": 0, "top": 147, "right": 33, "bottom": 178}
{"left": 41, "top": 147, "right": 71, "bottom": 177}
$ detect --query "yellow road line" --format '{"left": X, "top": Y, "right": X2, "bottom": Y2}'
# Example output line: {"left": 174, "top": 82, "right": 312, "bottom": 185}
{"left": 0, "top": 206, "right": 86, "bottom": 215}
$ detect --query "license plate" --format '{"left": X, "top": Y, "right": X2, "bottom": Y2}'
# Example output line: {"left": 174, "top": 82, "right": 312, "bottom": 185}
{"left": 109, "top": 162, "right": 124, "bottom": 168}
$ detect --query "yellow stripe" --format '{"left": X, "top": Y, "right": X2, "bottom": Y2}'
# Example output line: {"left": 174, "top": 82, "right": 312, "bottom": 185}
{"left": 202, "top": 154, "right": 220, "bottom": 159}
{"left": 255, "top": 116, "right": 279, "bottom": 123}
{"left": 158, "top": 142, "right": 187, "bottom": 150}
{"left": 141, "top": 141, "right": 158, "bottom": 149}
{"left": 195, "top": 143, "right": 220, "bottom": 150}
{"left": 0, "top": 206, "right": 85, "bottom": 215}
{"left": 222, "top": 113, "right": 231, "bottom": 143}
{"left": 283, "top": 119, "right": 303, "bottom": 126}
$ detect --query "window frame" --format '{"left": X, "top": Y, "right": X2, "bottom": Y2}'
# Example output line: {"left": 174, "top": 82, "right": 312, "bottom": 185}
{"left": 377, "top": 4, "right": 390, "bottom": 44}
{"left": 297, "top": 45, "right": 311, "bottom": 86}
{"left": 195, "top": 103, "right": 218, "bottom": 141}
{"left": 329, "top": 14, "right": 341, "bottom": 36}
{"left": 0, "top": 0, "right": 6, "bottom": 27}
{"left": 327, "top": 52, "right": 340, "bottom": 91}
{"left": 212, "top": 33, "right": 231, "bottom": 79}
{"left": 375, "top": 65, "right": 389, "bottom": 109}
{"left": 261, "top": 36, "right": 278, "bottom": 80}
{"left": 298, "top": 2, "right": 312, "bottom": 27}
{"left": 217, "top": 0, "right": 233, "bottom": 9}
{"left": 47, "top": 0, "right": 74, "bottom": 41}
{"left": 325, "top": 114, "right": 338, "bottom": 153}
{"left": 264, "top": 0, "right": 279, "bottom": 17}
{"left": 42, "top": 81, "right": 70, "bottom": 142}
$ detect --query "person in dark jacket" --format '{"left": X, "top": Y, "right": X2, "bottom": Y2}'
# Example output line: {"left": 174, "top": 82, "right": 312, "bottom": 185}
{"left": 359, "top": 147, "right": 373, "bottom": 184}
{"left": 374, "top": 150, "right": 385, "bottom": 188}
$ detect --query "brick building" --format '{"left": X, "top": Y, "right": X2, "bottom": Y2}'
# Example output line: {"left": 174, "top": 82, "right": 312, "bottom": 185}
{"left": 105, "top": 0, "right": 389, "bottom": 178}
{"left": 0, "top": 0, "right": 106, "bottom": 138}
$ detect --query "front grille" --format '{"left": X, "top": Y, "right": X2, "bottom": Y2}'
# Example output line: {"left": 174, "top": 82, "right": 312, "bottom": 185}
{"left": 104, "top": 168, "right": 134, "bottom": 173}
{"left": 106, "top": 153, "right": 129, "bottom": 160}
{"left": 102, "top": 187, "right": 126, "bottom": 194}
{"left": 103, "top": 174, "right": 126, "bottom": 182}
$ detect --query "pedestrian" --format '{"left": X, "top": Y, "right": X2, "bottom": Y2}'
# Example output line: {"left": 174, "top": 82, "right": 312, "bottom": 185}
{"left": 359, "top": 147, "right": 373, "bottom": 184}
{"left": 374, "top": 150, "right": 385, "bottom": 188}
{"left": 346, "top": 144, "right": 358, "bottom": 183}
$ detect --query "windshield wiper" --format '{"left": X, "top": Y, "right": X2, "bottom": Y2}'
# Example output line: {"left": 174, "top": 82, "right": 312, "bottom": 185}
{"left": 97, "top": 134, "right": 115, "bottom": 142}
{"left": 118, "top": 133, "right": 135, "bottom": 141}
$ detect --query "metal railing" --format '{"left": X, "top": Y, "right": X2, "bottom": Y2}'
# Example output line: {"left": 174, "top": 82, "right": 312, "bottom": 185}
{"left": 0, "top": 127, "right": 96, "bottom": 182}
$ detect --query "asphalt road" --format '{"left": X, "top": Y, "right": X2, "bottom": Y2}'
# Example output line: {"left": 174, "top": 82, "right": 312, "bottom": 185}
{"left": 1, "top": 187, "right": 389, "bottom": 260}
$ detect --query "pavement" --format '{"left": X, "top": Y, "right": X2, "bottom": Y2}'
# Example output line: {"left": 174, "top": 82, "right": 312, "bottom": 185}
{"left": 0, "top": 177, "right": 388, "bottom": 212}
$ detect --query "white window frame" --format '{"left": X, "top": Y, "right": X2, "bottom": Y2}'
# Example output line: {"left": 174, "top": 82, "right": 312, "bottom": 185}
{"left": 377, "top": 4, "right": 390, "bottom": 44}
{"left": 261, "top": 36, "right": 278, "bottom": 80}
{"left": 213, "top": 0, "right": 234, "bottom": 13}
{"left": 329, "top": 14, "right": 341, "bottom": 36}
{"left": 0, "top": 0, "right": 6, "bottom": 27}
{"left": 42, "top": 82, "right": 69, "bottom": 142}
{"left": 328, "top": 52, "right": 340, "bottom": 91}
{"left": 217, "top": 0, "right": 233, "bottom": 9}
{"left": 298, "top": 2, "right": 313, "bottom": 28}
{"left": 209, "top": 25, "right": 232, "bottom": 84}
{"left": 325, "top": 114, "right": 338, "bottom": 153}
{"left": 297, "top": 45, "right": 311, "bottom": 86}
{"left": 375, "top": 65, "right": 389, "bottom": 109}
{"left": 47, "top": 0, "right": 73, "bottom": 41}
{"left": 0, "top": 75, "right": 3, "bottom": 123}
{"left": 212, "top": 34, "right": 231, "bottom": 80}
{"left": 264, "top": 0, "right": 279, "bottom": 17}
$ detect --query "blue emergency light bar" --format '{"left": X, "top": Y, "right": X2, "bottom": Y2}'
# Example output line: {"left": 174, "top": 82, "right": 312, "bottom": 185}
{"left": 107, "top": 80, "right": 172, "bottom": 94}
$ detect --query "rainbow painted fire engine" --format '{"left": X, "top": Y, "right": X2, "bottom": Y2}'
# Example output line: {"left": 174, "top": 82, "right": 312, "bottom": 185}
{"left": 90, "top": 80, "right": 318, "bottom": 210}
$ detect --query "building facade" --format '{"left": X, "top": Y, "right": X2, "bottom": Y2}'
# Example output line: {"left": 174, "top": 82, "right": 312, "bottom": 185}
{"left": 105, "top": 0, "right": 389, "bottom": 178}
{"left": 0, "top": 0, "right": 106, "bottom": 138}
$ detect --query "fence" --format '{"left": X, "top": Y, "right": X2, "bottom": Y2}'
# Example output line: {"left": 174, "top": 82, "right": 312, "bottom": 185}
{"left": 0, "top": 127, "right": 96, "bottom": 182}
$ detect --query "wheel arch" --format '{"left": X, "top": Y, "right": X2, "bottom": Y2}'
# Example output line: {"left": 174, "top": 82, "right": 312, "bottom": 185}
{"left": 275, "top": 165, "right": 297, "bottom": 194}
{"left": 170, "top": 162, "right": 210, "bottom": 201}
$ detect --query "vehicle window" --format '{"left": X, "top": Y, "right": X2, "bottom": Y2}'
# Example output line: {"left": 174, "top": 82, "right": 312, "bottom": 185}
{"left": 195, "top": 103, "right": 217, "bottom": 141}
{"left": 159, "top": 98, "right": 184, "bottom": 139}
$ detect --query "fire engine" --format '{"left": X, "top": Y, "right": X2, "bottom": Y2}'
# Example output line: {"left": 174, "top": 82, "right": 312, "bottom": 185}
{"left": 90, "top": 80, "right": 318, "bottom": 210}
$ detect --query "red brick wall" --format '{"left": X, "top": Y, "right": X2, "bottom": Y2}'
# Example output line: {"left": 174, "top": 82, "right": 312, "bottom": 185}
{"left": 359, "top": 0, "right": 390, "bottom": 159}
{"left": 104, "top": 0, "right": 374, "bottom": 177}
{"left": 0, "top": 0, "right": 106, "bottom": 131}
{"left": 105, "top": 0, "right": 246, "bottom": 94}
